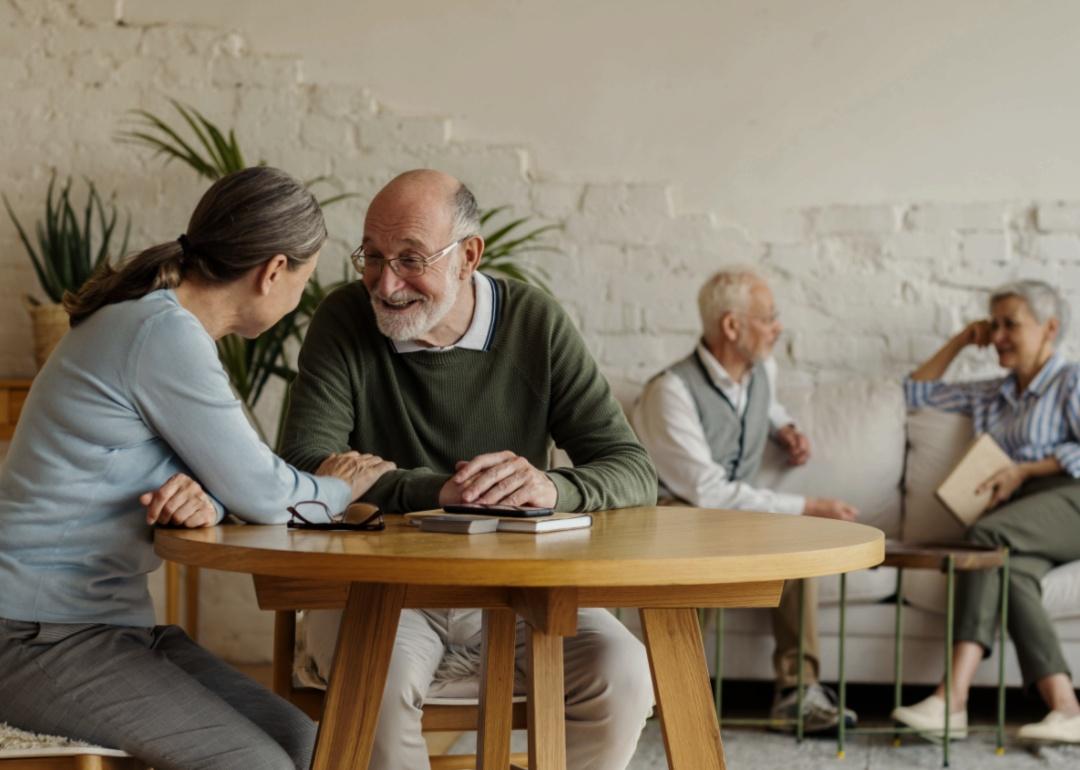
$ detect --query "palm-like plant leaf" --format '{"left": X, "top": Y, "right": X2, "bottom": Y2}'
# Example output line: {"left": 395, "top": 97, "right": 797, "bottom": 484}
{"left": 119, "top": 100, "right": 248, "bottom": 181}
{"left": 478, "top": 207, "right": 560, "bottom": 294}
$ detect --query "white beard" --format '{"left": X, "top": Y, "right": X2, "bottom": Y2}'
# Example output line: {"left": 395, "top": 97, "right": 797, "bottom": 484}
{"left": 371, "top": 260, "right": 463, "bottom": 342}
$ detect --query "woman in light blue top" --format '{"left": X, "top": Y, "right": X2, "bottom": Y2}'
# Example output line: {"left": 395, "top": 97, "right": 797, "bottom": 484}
{"left": 0, "top": 167, "right": 393, "bottom": 769}
{"left": 893, "top": 280, "right": 1080, "bottom": 744}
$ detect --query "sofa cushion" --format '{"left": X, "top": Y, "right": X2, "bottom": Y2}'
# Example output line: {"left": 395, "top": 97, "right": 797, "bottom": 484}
{"left": 817, "top": 566, "right": 898, "bottom": 606}
{"left": 756, "top": 378, "right": 905, "bottom": 538}
{"left": 901, "top": 408, "right": 973, "bottom": 543}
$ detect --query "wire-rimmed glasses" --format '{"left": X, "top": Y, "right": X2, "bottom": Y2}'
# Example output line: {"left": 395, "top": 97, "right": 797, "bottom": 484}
{"left": 350, "top": 236, "right": 468, "bottom": 278}
{"left": 286, "top": 500, "right": 385, "bottom": 531}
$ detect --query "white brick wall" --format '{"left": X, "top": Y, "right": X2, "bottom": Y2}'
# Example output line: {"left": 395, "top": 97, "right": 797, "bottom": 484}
{"left": 4, "top": 5, "right": 1080, "bottom": 662}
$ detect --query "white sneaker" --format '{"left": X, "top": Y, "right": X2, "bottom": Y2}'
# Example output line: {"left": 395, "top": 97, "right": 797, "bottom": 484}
{"left": 891, "top": 694, "right": 968, "bottom": 739}
{"left": 1017, "top": 710, "right": 1080, "bottom": 743}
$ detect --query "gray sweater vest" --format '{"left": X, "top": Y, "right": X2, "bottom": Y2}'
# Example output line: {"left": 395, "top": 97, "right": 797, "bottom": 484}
{"left": 666, "top": 351, "right": 770, "bottom": 482}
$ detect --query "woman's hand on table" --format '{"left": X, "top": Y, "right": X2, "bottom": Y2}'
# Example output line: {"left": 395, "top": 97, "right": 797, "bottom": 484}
{"left": 317, "top": 451, "right": 396, "bottom": 501}
{"left": 141, "top": 473, "right": 217, "bottom": 528}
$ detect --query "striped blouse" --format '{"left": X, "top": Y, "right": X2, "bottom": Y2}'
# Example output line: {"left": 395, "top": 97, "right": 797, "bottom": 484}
{"left": 904, "top": 354, "right": 1080, "bottom": 478}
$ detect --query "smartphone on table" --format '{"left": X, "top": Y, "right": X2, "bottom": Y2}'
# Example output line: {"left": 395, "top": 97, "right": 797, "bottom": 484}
{"left": 442, "top": 503, "right": 554, "bottom": 518}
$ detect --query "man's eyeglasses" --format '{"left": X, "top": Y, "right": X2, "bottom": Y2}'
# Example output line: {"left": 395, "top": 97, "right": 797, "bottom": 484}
{"left": 351, "top": 237, "right": 469, "bottom": 278}
{"left": 286, "top": 501, "right": 385, "bottom": 532}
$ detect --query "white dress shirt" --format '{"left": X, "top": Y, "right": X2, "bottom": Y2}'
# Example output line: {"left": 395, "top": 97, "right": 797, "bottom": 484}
{"left": 630, "top": 343, "right": 806, "bottom": 515}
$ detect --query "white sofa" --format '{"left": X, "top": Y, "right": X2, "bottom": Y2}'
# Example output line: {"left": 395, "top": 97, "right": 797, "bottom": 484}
{"left": 620, "top": 377, "right": 1080, "bottom": 688}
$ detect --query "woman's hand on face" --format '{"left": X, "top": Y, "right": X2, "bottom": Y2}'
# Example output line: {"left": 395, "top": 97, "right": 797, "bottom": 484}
{"left": 140, "top": 473, "right": 217, "bottom": 528}
{"left": 962, "top": 319, "right": 993, "bottom": 348}
{"left": 317, "top": 451, "right": 397, "bottom": 501}
{"left": 977, "top": 464, "right": 1028, "bottom": 509}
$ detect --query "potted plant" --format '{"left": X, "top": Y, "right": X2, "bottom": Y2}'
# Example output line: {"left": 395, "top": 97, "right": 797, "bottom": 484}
{"left": 3, "top": 174, "right": 131, "bottom": 370}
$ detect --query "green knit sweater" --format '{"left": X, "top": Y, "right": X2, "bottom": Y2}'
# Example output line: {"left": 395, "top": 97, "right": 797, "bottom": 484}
{"left": 279, "top": 277, "right": 657, "bottom": 513}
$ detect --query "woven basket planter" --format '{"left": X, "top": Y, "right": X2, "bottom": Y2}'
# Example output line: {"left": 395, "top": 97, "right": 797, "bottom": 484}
{"left": 23, "top": 299, "right": 69, "bottom": 371}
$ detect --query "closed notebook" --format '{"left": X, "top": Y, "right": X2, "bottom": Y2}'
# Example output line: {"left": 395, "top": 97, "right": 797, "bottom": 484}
{"left": 418, "top": 515, "right": 500, "bottom": 534}
{"left": 406, "top": 511, "right": 593, "bottom": 534}
{"left": 935, "top": 433, "right": 1016, "bottom": 527}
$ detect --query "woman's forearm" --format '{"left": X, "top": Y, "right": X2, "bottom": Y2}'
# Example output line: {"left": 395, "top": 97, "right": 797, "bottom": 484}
{"left": 1020, "top": 456, "right": 1064, "bottom": 481}
{"left": 910, "top": 332, "right": 970, "bottom": 382}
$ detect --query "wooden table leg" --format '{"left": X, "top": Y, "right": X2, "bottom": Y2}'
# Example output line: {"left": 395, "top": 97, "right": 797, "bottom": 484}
{"left": 311, "top": 582, "right": 406, "bottom": 770}
{"left": 477, "top": 608, "right": 517, "bottom": 770}
{"left": 185, "top": 565, "right": 200, "bottom": 641}
{"left": 527, "top": 625, "right": 566, "bottom": 770}
{"left": 164, "top": 561, "right": 180, "bottom": 626}
{"left": 514, "top": 587, "right": 577, "bottom": 770}
{"left": 639, "top": 607, "right": 726, "bottom": 770}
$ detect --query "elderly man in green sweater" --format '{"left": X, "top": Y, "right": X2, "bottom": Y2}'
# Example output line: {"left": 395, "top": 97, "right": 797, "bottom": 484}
{"left": 279, "top": 169, "right": 657, "bottom": 770}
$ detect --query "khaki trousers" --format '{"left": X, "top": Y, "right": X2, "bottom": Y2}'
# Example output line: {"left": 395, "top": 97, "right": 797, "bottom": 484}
{"left": 305, "top": 607, "right": 655, "bottom": 770}
{"left": 772, "top": 578, "right": 821, "bottom": 690}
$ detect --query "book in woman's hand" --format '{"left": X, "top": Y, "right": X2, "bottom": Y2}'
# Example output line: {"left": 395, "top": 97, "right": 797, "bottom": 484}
{"left": 935, "top": 433, "right": 1016, "bottom": 527}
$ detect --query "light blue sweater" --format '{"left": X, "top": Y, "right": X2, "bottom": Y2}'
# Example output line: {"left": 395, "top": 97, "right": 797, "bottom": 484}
{"left": 0, "top": 289, "right": 351, "bottom": 627}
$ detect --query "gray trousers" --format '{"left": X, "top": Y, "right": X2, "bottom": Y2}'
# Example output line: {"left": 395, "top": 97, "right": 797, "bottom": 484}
{"left": 956, "top": 475, "right": 1080, "bottom": 688}
{"left": 0, "top": 619, "right": 315, "bottom": 770}
{"left": 305, "top": 607, "right": 655, "bottom": 770}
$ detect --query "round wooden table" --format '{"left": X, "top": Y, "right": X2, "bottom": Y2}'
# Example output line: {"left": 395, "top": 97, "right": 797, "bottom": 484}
{"left": 156, "top": 506, "right": 884, "bottom": 770}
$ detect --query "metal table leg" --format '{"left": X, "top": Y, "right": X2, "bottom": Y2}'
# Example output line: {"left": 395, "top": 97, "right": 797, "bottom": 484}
{"left": 996, "top": 550, "right": 1010, "bottom": 756}
{"left": 837, "top": 572, "right": 848, "bottom": 759}
{"left": 715, "top": 608, "right": 724, "bottom": 729}
{"left": 796, "top": 579, "right": 806, "bottom": 742}
{"left": 944, "top": 555, "right": 955, "bottom": 768}
{"left": 893, "top": 567, "right": 905, "bottom": 747}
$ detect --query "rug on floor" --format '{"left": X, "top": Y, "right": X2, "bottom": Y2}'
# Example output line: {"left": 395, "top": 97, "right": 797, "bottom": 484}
{"left": 452, "top": 720, "right": 1080, "bottom": 769}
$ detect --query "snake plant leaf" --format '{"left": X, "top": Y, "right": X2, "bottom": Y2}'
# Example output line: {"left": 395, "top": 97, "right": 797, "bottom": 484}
{"left": 6, "top": 173, "right": 127, "bottom": 304}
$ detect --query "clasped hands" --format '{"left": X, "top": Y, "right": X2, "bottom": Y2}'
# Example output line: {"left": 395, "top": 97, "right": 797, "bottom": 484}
{"left": 439, "top": 450, "right": 558, "bottom": 509}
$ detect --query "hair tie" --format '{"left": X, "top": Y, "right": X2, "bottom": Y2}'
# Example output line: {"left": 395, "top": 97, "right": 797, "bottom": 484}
{"left": 177, "top": 234, "right": 193, "bottom": 255}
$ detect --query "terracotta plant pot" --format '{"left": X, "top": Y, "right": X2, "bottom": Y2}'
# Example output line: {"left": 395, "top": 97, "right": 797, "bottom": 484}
{"left": 23, "top": 298, "right": 69, "bottom": 371}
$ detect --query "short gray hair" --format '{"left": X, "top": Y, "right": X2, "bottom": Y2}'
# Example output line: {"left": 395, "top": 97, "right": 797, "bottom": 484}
{"left": 698, "top": 266, "right": 761, "bottom": 340}
{"left": 990, "top": 279, "right": 1070, "bottom": 340}
{"left": 450, "top": 182, "right": 481, "bottom": 240}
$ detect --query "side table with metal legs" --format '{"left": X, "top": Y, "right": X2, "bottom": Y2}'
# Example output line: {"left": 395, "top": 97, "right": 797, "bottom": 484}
{"left": 835, "top": 543, "right": 1009, "bottom": 768}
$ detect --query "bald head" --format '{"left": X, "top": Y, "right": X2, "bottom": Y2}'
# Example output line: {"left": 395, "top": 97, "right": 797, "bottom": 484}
{"left": 368, "top": 169, "right": 480, "bottom": 241}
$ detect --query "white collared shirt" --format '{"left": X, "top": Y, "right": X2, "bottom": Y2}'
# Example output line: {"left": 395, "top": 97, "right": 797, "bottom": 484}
{"left": 630, "top": 343, "right": 806, "bottom": 515}
{"left": 392, "top": 272, "right": 497, "bottom": 353}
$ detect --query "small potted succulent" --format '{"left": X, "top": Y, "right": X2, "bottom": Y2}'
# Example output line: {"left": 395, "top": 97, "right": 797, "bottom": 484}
{"left": 3, "top": 174, "right": 130, "bottom": 369}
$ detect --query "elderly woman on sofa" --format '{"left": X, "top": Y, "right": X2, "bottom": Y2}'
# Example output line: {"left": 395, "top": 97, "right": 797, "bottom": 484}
{"left": 893, "top": 279, "right": 1080, "bottom": 743}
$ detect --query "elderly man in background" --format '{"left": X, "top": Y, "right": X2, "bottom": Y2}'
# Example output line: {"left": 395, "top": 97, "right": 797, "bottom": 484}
{"left": 631, "top": 266, "right": 859, "bottom": 733}
{"left": 279, "top": 169, "right": 657, "bottom": 770}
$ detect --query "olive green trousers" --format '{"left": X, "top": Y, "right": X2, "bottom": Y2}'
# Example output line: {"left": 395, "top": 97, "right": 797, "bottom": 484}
{"left": 957, "top": 475, "right": 1080, "bottom": 688}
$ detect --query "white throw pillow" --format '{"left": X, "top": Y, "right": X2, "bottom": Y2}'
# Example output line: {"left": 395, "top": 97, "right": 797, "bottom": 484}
{"left": 900, "top": 408, "right": 977, "bottom": 612}
{"left": 756, "top": 378, "right": 906, "bottom": 538}
{"left": 901, "top": 408, "right": 973, "bottom": 543}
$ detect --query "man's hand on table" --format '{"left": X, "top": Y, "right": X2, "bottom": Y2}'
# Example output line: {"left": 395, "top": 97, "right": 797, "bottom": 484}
{"left": 141, "top": 473, "right": 217, "bottom": 528}
{"left": 803, "top": 497, "right": 858, "bottom": 522}
{"left": 440, "top": 450, "right": 558, "bottom": 508}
